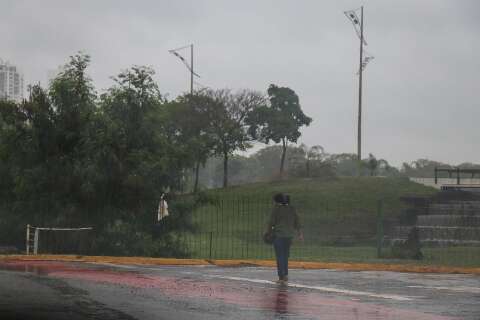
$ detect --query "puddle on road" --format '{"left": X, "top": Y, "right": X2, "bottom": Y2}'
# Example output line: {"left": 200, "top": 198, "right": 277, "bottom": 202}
{"left": 0, "top": 260, "right": 70, "bottom": 275}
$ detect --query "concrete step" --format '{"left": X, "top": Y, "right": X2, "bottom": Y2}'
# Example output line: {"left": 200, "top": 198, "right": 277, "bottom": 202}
{"left": 427, "top": 202, "right": 480, "bottom": 215}
{"left": 417, "top": 215, "right": 480, "bottom": 227}
{"left": 389, "top": 238, "right": 480, "bottom": 247}
{"left": 393, "top": 226, "right": 480, "bottom": 241}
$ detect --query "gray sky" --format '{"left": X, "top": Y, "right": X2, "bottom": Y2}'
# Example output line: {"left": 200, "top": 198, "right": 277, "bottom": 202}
{"left": 2, "top": 0, "right": 479, "bottom": 166}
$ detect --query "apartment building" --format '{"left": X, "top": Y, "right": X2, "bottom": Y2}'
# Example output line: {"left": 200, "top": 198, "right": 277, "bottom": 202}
{"left": 0, "top": 59, "right": 24, "bottom": 102}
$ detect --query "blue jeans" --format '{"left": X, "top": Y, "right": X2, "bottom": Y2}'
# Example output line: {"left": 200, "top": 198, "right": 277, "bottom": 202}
{"left": 273, "top": 237, "right": 292, "bottom": 279}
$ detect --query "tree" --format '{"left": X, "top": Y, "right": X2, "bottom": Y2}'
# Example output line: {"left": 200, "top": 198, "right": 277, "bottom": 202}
{"left": 365, "top": 153, "right": 378, "bottom": 176}
{"left": 401, "top": 159, "right": 450, "bottom": 178}
{"left": 98, "top": 65, "right": 174, "bottom": 210}
{"left": 0, "top": 53, "right": 98, "bottom": 233}
{"left": 0, "top": 53, "right": 212, "bottom": 254}
{"left": 304, "top": 145, "right": 325, "bottom": 177}
{"left": 171, "top": 93, "right": 218, "bottom": 192}
{"left": 361, "top": 153, "right": 396, "bottom": 177}
{"left": 196, "top": 89, "right": 265, "bottom": 188}
{"left": 50, "top": 53, "right": 96, "bottom": 155}
{"left": 247, "top": 84, "right": 312, "bottom": 177}
{"left": 252, "top": 145, "right": 298, "bottom": 180}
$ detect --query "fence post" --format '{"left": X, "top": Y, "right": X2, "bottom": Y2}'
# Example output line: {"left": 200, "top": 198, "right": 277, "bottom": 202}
{"left": 376, "top": 199, "right": 384, "bottom": 258}
{"left": 33, "top": 228, "right": 39, "bottom": 255}
{"left": 209, "top": 231, "right": 213, "bottom": 259}
{"left": 26, "top": 224, "right": 30, "bottom": 255}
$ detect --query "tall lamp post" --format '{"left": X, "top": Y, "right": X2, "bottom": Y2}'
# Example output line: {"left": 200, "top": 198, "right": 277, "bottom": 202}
{"left": 357, "top": 6, "right": 364, "bottom": 163}
{"left": 168, "top": 44, "right": 202, "bottom": 192}
{"left": 344, "top": 7, "right": 374, "bottom": 173}
{"left": 168, "top": 44, "right": 200, "bottom": 95}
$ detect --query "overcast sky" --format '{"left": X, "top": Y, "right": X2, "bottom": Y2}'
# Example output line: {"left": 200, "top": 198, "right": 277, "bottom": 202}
{"left": 2, "top": 0, "right": 479, "bottom": 166}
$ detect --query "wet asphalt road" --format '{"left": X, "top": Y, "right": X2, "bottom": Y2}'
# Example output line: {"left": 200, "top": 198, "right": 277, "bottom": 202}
{"left": 0, "top": 260, "right": 479, "bottom": 320}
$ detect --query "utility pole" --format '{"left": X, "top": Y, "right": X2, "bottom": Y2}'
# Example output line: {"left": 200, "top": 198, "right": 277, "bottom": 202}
{"left": 357, "top": 6, "right": 364, "bottom": 163}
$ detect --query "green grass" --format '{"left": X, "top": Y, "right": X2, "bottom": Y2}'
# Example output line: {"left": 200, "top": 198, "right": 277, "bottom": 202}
{"left": 181, "top": 232, "right": 480, "bottom": 267}
{"left": 179, "top": 177, "right": 480, "bottom": 267}
{"left": 194, "top": 176, "right": 436, "bottom": 239}
{"left": 291, "top": 245, "right": 480, "bottom": 268}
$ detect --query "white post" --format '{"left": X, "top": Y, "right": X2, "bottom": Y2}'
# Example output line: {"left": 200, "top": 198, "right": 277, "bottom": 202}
{"left": 26, "top": 224, "right": 30, "bottom": 255}
{"left": 33, "top": 228, "right": 39, "bottom": 255}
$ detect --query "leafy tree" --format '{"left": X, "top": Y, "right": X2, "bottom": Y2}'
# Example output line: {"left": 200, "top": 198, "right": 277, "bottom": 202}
{"left": 287, "top": 144, "right": 335, "bottom": 179}
{"left": 0, "top": 52, "right": 98, "bottom": 240}
{"left": 197, "top": 156, "right": 224, "bottom": 188}
{"left": 285, "top": 146, "right": 307, "bottom": 178}
{"left": 198, "top": 144, "right": 334, "bottom": 184}
{"left": 402, "top": 159, "right": 480, "bottom": 178}
{"left": 98, "top": 65, "right": 172, "bottom": 212}
{"left": 252, "top": 145, "right": 293, "bottom": 180}
{"left": 196, "top": 89, "right": 265, "bottom": 188}
{"left": 0, "top": 53, "right": 210, "bottom": 254}
{"left": 401, "top": 159, "right": 450, "bottom": 178}
{"left": 247, "top": 84, "right": 312, "bottom": 177}
{"left": 365, "top": 153, "right": 379, "bottom": 176}
{"left": 303, "top": 145, "right": 326, "bottom": 177}
{"left": 171, "top": 93, "right": 217, "bottom": 192}
{"left": 376, "top": 158, "right": 395, "bottom": 176}
{"left": 50, "top": 53, "right": 96, "bottom": 155}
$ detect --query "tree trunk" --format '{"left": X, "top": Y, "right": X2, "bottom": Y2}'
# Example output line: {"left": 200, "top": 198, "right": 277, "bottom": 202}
{"left": 223, "top": 153, "right": 228, "bottom": 188}
{"left": 280, "top": 138, "right": 287, "bottom": 178}
{"left": 193, "top": 161, "right": 200, "bottom": 193}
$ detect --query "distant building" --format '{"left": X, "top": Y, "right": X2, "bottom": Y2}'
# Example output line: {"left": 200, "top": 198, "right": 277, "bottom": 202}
{"left": 0, "top": 59, "right": 24, "bottom": 102}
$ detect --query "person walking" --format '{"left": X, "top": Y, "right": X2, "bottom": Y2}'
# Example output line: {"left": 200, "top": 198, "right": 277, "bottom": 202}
{"left": 266, "top": 193, "right": 303, "bottom": 283}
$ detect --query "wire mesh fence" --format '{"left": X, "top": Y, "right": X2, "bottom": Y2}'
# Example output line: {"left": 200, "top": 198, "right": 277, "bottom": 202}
{"left": 178, "top": 195, "right": 480, "bottom": 267}
{"left": 22, "top": 193, "right": 479, "bottom": 267}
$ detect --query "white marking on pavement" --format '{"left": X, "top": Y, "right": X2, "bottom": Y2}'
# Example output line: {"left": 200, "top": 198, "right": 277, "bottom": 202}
{"left": 210, "top": 276, "right": 413, "bottom": 301}
{"left": 89, "top": 263, "right": 138, "bottom": 269}
{"left": 407, "top": 285, "right": 480, "bottom": 294}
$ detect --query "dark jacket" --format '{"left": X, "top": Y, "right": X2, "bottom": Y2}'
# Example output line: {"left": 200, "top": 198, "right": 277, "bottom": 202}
{"left": 268, "top": 204, "right": 301, "bottom": 238}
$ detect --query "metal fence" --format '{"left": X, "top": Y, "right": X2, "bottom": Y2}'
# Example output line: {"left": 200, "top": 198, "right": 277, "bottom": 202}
{"left": 178, "top": 196, "right": 480, "bottom": 267}
{"left": 409, "top": 177, "right": 480, "bottom": 189}
{"left": 180, "top": 195, "right": 384, "bottom": 262}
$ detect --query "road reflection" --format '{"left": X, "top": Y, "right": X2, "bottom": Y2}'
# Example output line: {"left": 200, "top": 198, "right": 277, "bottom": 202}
{"left": 0, "top": 260, "right": 462, "bottom": 320}
{"left": 274, "top": 285, "right": 290, "bottom": 318}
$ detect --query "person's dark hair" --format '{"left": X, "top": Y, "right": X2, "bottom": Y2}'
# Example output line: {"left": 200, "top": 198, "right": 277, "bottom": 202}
{"left": 273, "top": 193, "right": 289, "bottom": 205}
{"left": 273, "top": 193, "right": 285, "bottom": 204}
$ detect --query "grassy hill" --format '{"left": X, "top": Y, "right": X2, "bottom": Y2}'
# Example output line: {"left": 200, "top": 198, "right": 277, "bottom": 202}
{"left": 207, "top": 176, "right": 436, "bottom": 214}
{"left": 181, "top": 177, "right": 480, "bottom": 267}
{"left": 181, "top": 177, "right": 443, "bottom": 261}
{"left": 198, "top": 176, "right": 436, "bottom": 239}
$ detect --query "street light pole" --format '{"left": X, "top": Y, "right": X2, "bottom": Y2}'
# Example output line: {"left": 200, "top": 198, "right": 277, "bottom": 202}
{"left": 345, "top": 6, "right": 373, "bottom": 176}
{"left": 190, "top": 44, "right": 194, "bottom": 95}
{"left": 168, "top": 43, "right": 199, "bottom": 95}
{"left": 357, "top": 6, "right": 364, "bottom": 165}
{"left": 168, "top": 43, "right": 200, "bottom": 192}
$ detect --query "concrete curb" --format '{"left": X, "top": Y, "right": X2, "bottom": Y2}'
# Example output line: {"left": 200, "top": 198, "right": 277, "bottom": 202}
{"left": 1, "top": 255, "right": 479, "bottom": 275}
